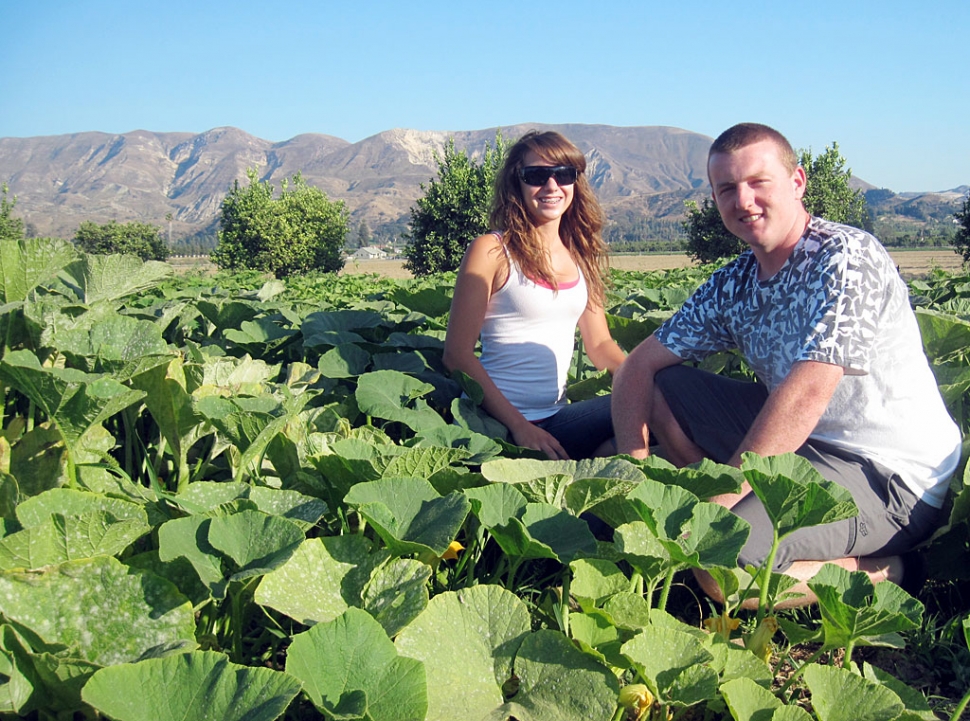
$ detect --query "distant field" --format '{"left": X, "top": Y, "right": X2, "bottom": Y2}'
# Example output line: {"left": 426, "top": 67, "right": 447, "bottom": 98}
{"left": 338, "top": 249, "right": 965, "bottom": 280}
{"left": 169, "top": 248, "right": 965, "bottom": 280}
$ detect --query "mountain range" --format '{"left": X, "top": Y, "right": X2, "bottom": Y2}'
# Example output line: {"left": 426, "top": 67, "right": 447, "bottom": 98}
{"left": 0, "top": 123, "right": 964, "bottom": 243}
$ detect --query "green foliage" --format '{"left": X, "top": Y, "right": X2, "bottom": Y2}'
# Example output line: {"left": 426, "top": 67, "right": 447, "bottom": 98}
{"left": 403, "top": 133, "right": 507, "bottom": 276}
{"left": 2, "top": 239, "right": 970, "bottom": 718}
{"left": 0, "top": 183, "right": 25, "bottom": 242}
{"left": 799, "top": 143, "right": 870, "bottom": 232}
{"left": 954, "top": 192, "right": 970, "bottom": 263}
{"left": 74, "top": 220, "right": 170, "bottom": 261}
{"left": 211, "top": 168, "right": 349, "bottom": 278}
{"left": 684, "top": 143, "right": 871, "bottom": 264}
{"left": 683, "top": 197, "right": 739, "bottom": 264}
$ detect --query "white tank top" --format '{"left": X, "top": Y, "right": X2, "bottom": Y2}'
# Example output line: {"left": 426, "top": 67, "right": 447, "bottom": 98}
{"left": 479, "top": 242, "right": 588, "bottom": 420}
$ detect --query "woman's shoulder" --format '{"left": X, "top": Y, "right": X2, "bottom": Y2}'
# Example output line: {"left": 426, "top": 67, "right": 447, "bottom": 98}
{"left": 464, "top": 231, "right": 509, "bottom": 264}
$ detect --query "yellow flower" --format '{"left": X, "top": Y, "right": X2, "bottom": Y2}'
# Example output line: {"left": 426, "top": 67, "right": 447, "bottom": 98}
{"left": 618, "top": 683, "right": 654, "bottom": 720}
{"left": 703, "top": 612, "right": 741, "bottom": 641}
{"left": 745, "top": 616, "right": 779, "bottom": 663}
{"left": 441, "top": 540, "right": 464, "bottom": 561}
{"left": 417, "top": 540, "right": 463, "bottom": 567}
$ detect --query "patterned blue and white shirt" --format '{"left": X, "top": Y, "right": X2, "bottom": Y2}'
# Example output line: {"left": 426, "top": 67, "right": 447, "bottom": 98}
{"left": 655, "top": 217, "right": 961, "bottom": 506}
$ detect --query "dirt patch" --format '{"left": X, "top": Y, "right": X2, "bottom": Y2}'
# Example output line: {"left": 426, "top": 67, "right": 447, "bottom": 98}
{"left": 337, "top": 250, "right": 964, "bottom": 280}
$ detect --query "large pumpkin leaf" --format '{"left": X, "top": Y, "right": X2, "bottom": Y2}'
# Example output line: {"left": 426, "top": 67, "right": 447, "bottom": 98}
{"left": 59, "top": 253, "right": 172, "bottom": 306}
{"left": 207, "top": 509, "right": 305, "bottom": 582}
{"left": 355, "top": 370, "right": 447, "bottom": 432}
{"left": 0, "top": 556, "right": 196, "bottom": 666}
{"left": 0, "top": 237, "right": 79, "bottom": 304}
{"left": 802, "top": 663, "right": 904, "bottom": 721}
{"left": 286, "top": 607, "right": 426, "bottom": 721}
{"left": 494, "top": 630, "right": 620, "bottom": 721}
{"left": 741, "top": 453, "right": 859, "bottom": 541}
{"left": 255, "top": 536, "right": 388, "bottom": 626}
{"left": 0, "top": 511, "right": 150, "bottom": 571}
{"left": 82, "top": 650, "right": 301, "bottom": 721}
{"left": 396, "top": 585, "right": 530, "bottom": 721}
{"left": 344, "top": 477, "right": 469, "bottom": 557}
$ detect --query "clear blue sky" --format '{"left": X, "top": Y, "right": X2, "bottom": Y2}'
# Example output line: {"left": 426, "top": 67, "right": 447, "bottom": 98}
{"left": 1, "top": 0, "right": 967, "bottom": 192}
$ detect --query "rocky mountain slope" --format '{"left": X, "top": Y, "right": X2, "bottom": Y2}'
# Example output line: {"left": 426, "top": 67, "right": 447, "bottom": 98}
{"left": 0, "top": 124, "right": 963, "bottom": 242}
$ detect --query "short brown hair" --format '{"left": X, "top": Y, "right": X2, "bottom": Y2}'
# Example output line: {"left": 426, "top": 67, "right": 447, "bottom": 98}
{"left": 708, "top": 123, "right": 799, "bottom": 174}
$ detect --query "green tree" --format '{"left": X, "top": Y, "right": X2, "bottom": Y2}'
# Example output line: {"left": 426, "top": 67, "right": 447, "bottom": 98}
{"left": 0, "top": 183, "right": 25, "bottom": 242}
{"left": 684, "top": 143, "right": 870, "bottom": 263}
{"left": 403, "top": 133, "right": 507, "bottom": 276}
{"left": 682, "top": 197, "right": 738, "bottom": 263}
{"left": 954, "top": 192, "right": 970, "bottom": 263}
{"left": 353, "top": 220, "right": 371, "bottom": 249}
{"left": 74, "top": 220, "right": 170, "bottom": 261}
{"left": 211, "top": 169, "right": 348, "bottom": 277}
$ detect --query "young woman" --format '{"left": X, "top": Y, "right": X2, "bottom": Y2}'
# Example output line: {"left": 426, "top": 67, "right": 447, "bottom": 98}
{"left": 443, "top": 130, "right": 625, "bottom": 460}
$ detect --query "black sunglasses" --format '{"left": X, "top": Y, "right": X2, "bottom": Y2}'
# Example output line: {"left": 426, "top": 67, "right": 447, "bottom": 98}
{"left": 517, "top": 165, "right": 579, "bottom": 187}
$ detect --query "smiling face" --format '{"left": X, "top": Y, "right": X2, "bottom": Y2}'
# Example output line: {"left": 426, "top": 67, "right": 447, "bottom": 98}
{"left": 708, "top": 138, "right": 810, "bottom": 272}
{"left": 518, "top": 150, "right": 575, "bottom": 227}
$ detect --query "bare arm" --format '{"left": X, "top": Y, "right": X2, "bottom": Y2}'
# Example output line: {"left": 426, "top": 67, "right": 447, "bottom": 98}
{"left": 710, "top": 359, "right": 845, "bottom": 507}
{"left": 442, "top": 235, "right": 571, "bottom": 459}
{"left": 577, "top": 303, "right": 626, "bottom": 374}
{"left": 611, "top": 335, "right": 684, "bottom": 459}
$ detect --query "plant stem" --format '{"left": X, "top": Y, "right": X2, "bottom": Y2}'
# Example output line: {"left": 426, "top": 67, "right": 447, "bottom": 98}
{"left": 559, "top": 570, "right": 571, "bottom": 637}
{"left": 757, "top": 529, "right": 780, "bottom": 624}
{"left": 657, "top": 569, "right": 675, "bottom": 612}
{"left": 950, "top": 687, "right": 970, "bottom": 721}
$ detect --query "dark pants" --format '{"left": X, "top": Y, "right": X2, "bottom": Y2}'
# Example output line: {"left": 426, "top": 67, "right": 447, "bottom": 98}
{"left": 535, "top": 394, "right": 613, "bottom": 460}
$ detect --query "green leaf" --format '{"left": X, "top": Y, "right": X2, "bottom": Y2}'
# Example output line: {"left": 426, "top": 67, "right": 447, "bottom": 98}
{"left": 129, "top": 356, "right": 209, "bottom": 487}
{"left": 157, "top": 515, "right": 227, "bottom": 599}
{"left": 741, "top": 453, "right": 859, "bottom": 540}
{"left": 490, "top": 502, "right": 597, "bottom": 564}
{"left": 395, "top": 584, "right": 530, "bottom": 721}
{"left": 60, "top": 253, "right": 172, "bottom": 305}
{"left": 248, "top": 486, "right": 327, "bottom": 532}
{"left": 862, "top": 663, "right": 938, "bottom": 721}
{"left": 802, "top": 663, "right": 904, "bottom": 721}
{"left": 621, "top": 623, "right": 717, "bottom": 705}
{"left": 82, "top": 650, "right": 302, "bottom": 721}
{"left": 0, "top": 351, "right": 146, "bottom": 454}
{"left": 0, "top": 511, "right": 150, "bottom": 570}
{"left": 355, "top": 370, "right": 447, "bottom": 432}
{"left": 635, "top": 456, "right": 745, "bottom": 499}
{"left": 494, "top": 630, "right": 620, "bottom": 721}
{"left": 0, "top": 556, "right": 196, "bottom": 666}
{"left": 255, "top": 536, "right": 387, "bottom": 626}
{"left": 50, "top": 312, "right": 174, "bottom": 378}
{"left": 362, "top": 558, "right": 431, "bottom": 637}
{"left": 915, "top": 307, "right": 970, "bottom": 359}
{"left": 318, "top": 343, "right": 372, "bottom": 378}
{"left": 569, "top": 558, "right": 630, "bottom": 608}
{"left": 626, "top": 478, "right": 750, "bottom": 570}
{"left": 465, "top": 483, "right": 529, "bottom": 527}
{"left": 16, "top": 487, "right": 147, "bottom": 527}
{"left": 720, "top": 677, "right": 812, "bottom": 721}
{"left": 808, "top": 564, "right": 923, "bottom": 652}
{"left": 207, "top": 510, "right": 305, "bottom": 581}
{"left": 286, "top": 607, "right": 427, "bottom": 721}
{"left": 345, "top": 477, "right": 470, "bottom": 557}
{"left": 0, "top": 237, "right": 79, "bottom": 304}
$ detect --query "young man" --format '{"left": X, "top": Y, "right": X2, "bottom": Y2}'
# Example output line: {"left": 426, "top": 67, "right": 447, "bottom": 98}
{"left": 611, "top": 122, "right": 961, "bottom": 605}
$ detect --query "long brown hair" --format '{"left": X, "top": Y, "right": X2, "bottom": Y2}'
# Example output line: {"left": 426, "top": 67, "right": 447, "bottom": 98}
{"left": 490, "top": 131, "right": 609, "bottom": 306}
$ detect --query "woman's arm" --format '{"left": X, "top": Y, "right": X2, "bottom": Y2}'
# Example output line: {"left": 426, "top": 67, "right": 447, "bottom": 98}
{"left": 577, "top": 303, "right": 626, "bottom": 374}
{"left": 442, "top": 234, "right": 571, "bottom": 459}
